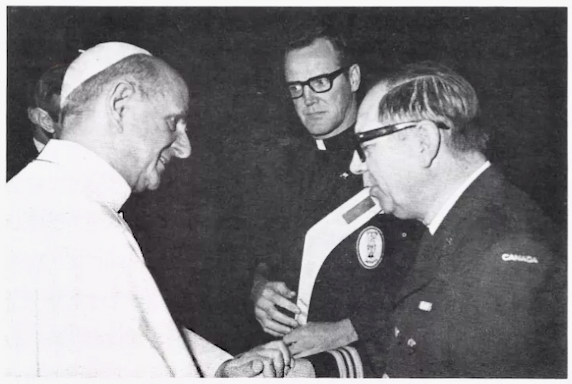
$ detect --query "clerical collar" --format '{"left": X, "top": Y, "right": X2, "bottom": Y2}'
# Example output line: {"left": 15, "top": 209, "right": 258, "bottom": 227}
{"left": 37, "top": 139, "right": 132, "bottom": 212}
{"left": 427, "top": 161, "right": 491, "bottom": 235}
{"left": 314, "top": 125, "right": 356, "bottom": 152}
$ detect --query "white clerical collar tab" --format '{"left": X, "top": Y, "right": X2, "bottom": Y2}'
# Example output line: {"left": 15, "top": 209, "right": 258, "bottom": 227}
{"left": 316, "top": 140, "right": 326, "bottom": 150}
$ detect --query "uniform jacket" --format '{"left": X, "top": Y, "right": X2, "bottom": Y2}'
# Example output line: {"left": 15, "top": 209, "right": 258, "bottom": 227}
{"left": 256, "top": 128, "right": 424, "bottom": 377}
{"left": 383, "top": 166, "right": 566, "bottom": 378}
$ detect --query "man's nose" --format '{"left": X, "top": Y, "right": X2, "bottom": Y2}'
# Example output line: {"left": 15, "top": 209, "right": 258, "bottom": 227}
{"left": 172, "top": 129, "right": 192, "bottom": 159}
{"left": 302, "top": 84, "right": 318, "bottom": 106}
{"left": 349, "top": 150, "right": 367, "bottom": 175}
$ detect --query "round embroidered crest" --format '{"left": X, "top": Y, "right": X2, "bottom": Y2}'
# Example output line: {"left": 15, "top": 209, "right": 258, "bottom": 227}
{"left": 356, "top": 226, "right": 384, "bottom": 269}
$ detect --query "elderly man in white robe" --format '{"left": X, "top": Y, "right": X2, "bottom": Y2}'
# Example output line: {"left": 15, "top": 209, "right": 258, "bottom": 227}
{"left": 4, "top": 41, "right": 314, "bottom": 378}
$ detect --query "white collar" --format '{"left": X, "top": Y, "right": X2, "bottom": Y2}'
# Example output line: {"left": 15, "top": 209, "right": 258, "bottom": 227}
{"left": 315, "top": 139, "right": 326, "bottom": 150}
{"left": 33, "top": 137, "right": 46, "bottom": 153}
{"left": 37, "top": 139, "right": 131, "bottom": 212}
{"left": 427, "top": 161, "right": 491, "bottom": 235}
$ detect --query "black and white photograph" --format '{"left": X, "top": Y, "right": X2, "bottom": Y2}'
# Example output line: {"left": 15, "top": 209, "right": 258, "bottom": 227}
{"left": 4, "top": 6, "right": 567, "bottom": 378}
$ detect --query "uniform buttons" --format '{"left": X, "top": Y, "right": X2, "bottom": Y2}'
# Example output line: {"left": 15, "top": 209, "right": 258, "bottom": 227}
{"left": 401, "top": 232, "right": 407, "bottom": 238}
{"left": 395, "top": 327, "right": 404, "bottom": 345}
{"left": 407, "top": 338, "right": 417, "bottom": 354}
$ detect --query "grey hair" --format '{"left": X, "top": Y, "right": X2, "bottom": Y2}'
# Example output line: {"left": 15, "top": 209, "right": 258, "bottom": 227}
{"left": 378, "top": 61, "right": 488, "bottom": 153}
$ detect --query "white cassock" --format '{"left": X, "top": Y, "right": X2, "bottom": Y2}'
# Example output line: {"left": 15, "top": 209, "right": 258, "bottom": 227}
{"left": 3, "top": 139, "right": 231, "bottom": 377}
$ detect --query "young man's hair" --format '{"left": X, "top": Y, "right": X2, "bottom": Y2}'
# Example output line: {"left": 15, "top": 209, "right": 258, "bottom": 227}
{"left": 284, "top": 24, "right": 356, "bottom": 69}
{"left": 61, "top": 54, "right": 161, "bottom": 124}
{"left": 29, "top": 64, "right": 67, "bottom": 121}
{"left": 378, "top": 61, "right": 488, "bottom": 154}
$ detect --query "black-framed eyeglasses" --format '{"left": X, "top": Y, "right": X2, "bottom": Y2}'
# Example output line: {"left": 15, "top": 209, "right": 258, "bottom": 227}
{"left": 287, "top": 66, "right": 349, "bottom": 99}
{"left": 354, "top": 120, "right": 450, "bottom": 162}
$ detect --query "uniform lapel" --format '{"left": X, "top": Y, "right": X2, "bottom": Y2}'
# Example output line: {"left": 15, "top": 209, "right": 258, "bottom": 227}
{"left": 395, "top": 167, "right": 498, "bottom": 304}
{"left": 395, "top": 227, "right": 439, "bottom": 303}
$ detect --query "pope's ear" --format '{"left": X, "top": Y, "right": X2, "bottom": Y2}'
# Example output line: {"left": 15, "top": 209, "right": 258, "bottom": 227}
{"left": 109, "top": 81, "right": 136, "bottom": 131}
{"left": 416, "top": 121, "right": 441, "bottom": 167}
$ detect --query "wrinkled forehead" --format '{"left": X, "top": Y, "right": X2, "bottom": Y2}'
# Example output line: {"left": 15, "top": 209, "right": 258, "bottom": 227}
{"left": 167, "top": 85, "right": 190, "bottom": 118}
{"left": 170, "top": 73, "right": 190, "bottom": 103}
{"left": 156, "top": 64, "right": 189, "bottom": 106}
{"left": 355, "top": 82, "right": 389, "bottom": 134}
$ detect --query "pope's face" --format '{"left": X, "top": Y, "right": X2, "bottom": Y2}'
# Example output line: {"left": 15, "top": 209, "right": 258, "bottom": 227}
{"left": 125, "top": 67, "right": 191, "bottom": 193}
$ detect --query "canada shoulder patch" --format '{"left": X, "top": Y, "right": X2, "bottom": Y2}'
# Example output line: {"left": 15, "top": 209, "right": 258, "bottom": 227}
{"left": 356, "top": 226, "right": 385, "bottom": 269}
{"left": 501, "top": 253, "right": 539, "bottom": 264}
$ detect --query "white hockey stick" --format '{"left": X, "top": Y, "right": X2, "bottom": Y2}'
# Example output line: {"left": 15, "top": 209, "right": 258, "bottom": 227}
{"left": 295, "top": 188, "right": 382, "bottom": 325}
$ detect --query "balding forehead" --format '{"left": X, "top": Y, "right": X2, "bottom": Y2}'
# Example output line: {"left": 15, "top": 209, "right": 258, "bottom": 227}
{"left": 356, "top": 82, "right": 389, "bottom": 133}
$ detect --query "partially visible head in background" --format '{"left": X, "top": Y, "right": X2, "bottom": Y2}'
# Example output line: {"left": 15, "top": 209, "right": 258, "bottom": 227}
{"left": 27, "top": 64, "right": 67, "bottom": 148}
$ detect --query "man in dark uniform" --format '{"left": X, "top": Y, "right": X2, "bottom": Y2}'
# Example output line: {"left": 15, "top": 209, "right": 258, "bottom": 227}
{"left": 350, "top": 61, "right": 566, "bottom": 377}
{"left": 249, "top": 26, "right": 423, "bottom": 377}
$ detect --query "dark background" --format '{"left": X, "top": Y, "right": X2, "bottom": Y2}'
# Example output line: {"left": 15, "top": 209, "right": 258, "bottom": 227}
{"left": 7, "top": 7, "right": 567, "bottom": 353}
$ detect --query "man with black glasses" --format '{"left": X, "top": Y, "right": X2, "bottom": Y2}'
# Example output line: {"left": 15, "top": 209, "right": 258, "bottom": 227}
{"left": 249, "top": 26, "right": 423, "bottom": 377}
{"left": 350, "top": 62, "right": 566, "bottom": 377}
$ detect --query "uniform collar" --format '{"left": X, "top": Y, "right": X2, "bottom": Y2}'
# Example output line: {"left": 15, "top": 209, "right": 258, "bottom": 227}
{"left": 427, "top": 161, "right": 491, "bottom": 235}
{"left": 37, "top": 139, "right": 132, "bottom": 212}
{"left": 314, "top": 124, "right": 356, "bottom": 152}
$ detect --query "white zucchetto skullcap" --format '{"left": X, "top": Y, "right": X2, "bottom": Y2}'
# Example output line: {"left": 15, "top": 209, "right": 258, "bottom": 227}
{"left": 60, "top": 41, "right": 152, "bottom": 108}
